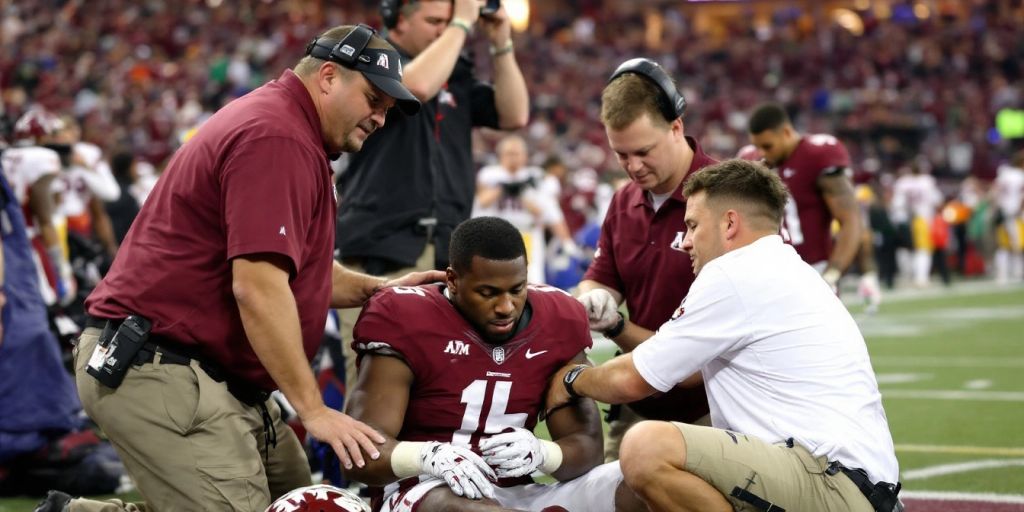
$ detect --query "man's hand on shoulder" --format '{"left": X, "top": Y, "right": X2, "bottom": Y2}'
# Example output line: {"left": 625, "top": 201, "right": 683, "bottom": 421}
{"left": 577, "top": 288, "right": 619, "bottom": 331}
{"left": 379, "top": 270, "right": 446, "bottom": 292}
{"left": 300, "top": 406, "right": 385, "bottom": 471}
{"left": 416, "top": 441, "right": 496, "bottom": 499}
{"left": 480, "top": 427, "right": 562, "bottom": 478}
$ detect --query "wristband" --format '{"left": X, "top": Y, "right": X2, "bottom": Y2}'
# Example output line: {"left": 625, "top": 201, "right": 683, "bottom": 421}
{"left": 390, "top": 441, "right": 428, "bottom": 478}
{"left": 489, "top": 40, "right": 514, "bottom": 57}
{"left": 562, "top": 364, "right": 588, "bottom": 399}
{"left": 602, "top": 312, "right": 625, "bottom": 339}
{"left": 538, "top": 439, "right": 563, "bottom": 474}
{"left": 449, "top": 17, "right": 472, "bottom": 36}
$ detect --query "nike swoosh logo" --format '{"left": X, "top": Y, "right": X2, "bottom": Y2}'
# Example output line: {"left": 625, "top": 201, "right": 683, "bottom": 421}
{"left": 525, "top": 349, "right": 548, "bottom": 359}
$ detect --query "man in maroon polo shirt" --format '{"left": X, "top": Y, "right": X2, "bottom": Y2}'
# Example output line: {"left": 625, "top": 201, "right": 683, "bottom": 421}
{"left": 576, "top": 58, "right": 715, "bottom": 461}
{"left": 53, "top": 25, "right": 441, "bottom": 512}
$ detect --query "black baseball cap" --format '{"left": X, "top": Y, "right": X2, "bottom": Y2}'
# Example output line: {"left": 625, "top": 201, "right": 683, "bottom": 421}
{"left": 306, "top": 27, "right": 420, "bottom": 116}
{"left": 350, "top": 47, "right": 420, "bottom": 115}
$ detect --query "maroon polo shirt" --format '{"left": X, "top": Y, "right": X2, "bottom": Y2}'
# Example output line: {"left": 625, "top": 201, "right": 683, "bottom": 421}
{"left": 584, "top": 136, "right": 716, "bottom": 422}
{"left": 585, "top": 136, "right": 717, "bottom": 332}
{"left": 87, "top": 70, "right": 337, "bottom": 391}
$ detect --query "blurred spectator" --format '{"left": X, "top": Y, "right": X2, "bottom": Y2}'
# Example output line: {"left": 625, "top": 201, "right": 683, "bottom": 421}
{"left": 473, "top": 134, "right": 574, "bottom": 283}
{"left": 103, "top": 151, "right": 139, "bottom": 245}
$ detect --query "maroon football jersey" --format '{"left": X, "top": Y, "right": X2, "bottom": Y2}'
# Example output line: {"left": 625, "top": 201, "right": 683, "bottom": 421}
{"left": 353, "top": 283, "right": 592, "bottom": 459}
{"left": 775, "top": 134, "right": 851, "bottom": 266}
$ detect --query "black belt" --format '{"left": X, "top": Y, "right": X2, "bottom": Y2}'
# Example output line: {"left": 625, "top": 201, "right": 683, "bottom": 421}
{"left": 85, "top": 315, "right": 278, "bottom": 461}
{"left": 84, "top": 316, "right": 270, "bottom": 407}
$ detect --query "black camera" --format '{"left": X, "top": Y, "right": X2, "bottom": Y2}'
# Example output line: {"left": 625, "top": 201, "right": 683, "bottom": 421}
{"left": 481, "top": 0, "right": 500, "bottom": 17}
{"left": 501, "top": 177, "right": 533, "bottom": 198}
{"left": 43, "top": 143, "right": 73, "bottom": 167}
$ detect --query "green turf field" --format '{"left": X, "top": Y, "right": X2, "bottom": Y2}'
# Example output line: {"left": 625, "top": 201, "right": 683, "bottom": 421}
{"left": 3, "top": 283, "right": 1022, "bottom": 511}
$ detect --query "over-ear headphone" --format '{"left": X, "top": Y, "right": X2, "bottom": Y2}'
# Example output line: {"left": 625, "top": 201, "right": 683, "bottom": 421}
{"left": 305, "top": 24, "right": 376, "bottom": 68}
{"left": 380, "top": 0, "right": 405, "bottom": 29}
{"left": 608, "top": 58, "right": 687, "bottom": 122}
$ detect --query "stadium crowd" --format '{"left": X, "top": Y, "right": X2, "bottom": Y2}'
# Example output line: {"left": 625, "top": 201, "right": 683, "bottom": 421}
{"left": 2, "top": 0, "right": 1024, "bottom": 505}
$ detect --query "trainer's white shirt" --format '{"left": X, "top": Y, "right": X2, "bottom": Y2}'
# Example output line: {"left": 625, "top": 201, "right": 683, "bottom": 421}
{"left": 633, "top": 235, "right": 899, "bottom": 485}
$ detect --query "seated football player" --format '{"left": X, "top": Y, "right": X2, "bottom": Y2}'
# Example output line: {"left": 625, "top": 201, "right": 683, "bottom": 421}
{"left": 344, "top": 217, "right": 641, "bottom": 512}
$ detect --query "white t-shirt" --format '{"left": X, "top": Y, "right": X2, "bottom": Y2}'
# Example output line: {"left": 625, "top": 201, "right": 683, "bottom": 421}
{"left": 632, "top": 235, "right": 899, "bottom": 485}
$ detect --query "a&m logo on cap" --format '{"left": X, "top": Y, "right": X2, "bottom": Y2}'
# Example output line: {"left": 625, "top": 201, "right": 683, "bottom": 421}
{"left": 376, "top": 53, "right": 390, "bottom": 70}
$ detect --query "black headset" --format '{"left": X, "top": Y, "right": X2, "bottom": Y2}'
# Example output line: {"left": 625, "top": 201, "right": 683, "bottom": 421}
{"left": 305, "top": 24, "right": 376, "bottom": 68}
{"left": 608, "top": 58, "right": 687, "bottom": 122}
{"left": 380, "top": 0, "right": 404, "bottom": 29}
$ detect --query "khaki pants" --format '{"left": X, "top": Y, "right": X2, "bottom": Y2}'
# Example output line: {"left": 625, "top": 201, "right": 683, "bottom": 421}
{"left": 71, "top": 328, "right": 311, "bottom": 511}
{"left": 674, "top": 423, "right": 873, "bottom": 512}
{"left": 339, "top": 244, "right": 435, "bottom": 401}
{"left": 604, "top": 406, "right": 710, "bottom": 462}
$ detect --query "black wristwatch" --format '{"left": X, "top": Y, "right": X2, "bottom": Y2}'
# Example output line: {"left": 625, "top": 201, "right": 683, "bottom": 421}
{"left": 563, "top": 364, "right": 589, "bottom": 399}
{"left": 603, "top": 312, "right": 626, "bottom": 339}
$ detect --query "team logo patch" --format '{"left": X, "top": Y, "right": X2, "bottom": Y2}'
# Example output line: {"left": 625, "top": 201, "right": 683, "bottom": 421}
{"left": 670, "top": 231, "right": 685, "bottom": 252}
{"left": 438, "top": 88, "right": 457, "bottom": 108}
{"left": 376, "top": 53, "right": 390, "bottom": 70}
{"left": 444, "top": 340, "right": 470, "bottom": 356}
{"left": 671, "top": 298, "right": 687, "bottom": 320}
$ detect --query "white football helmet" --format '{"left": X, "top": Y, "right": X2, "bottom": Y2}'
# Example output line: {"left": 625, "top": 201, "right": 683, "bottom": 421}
{"left": 265, "top": 484, "right": 370, "bottom": 512}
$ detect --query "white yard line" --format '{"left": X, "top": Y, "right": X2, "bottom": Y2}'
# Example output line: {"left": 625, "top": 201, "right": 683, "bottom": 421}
{"left": 902, "top": 459, "right": 1024, "bottom": 480}
{"left": 882, "top": 389, "right": 1024, "bottom": 401}
{"left": 965, "top": 379, "right": 994, "bottom": 390}
{"left": 872, "top": 356, "right": 1024, "bottom": 368}
{"left": 841, "top": 280, "right": 1024, "bottom": 307}
{"left": 897, "top": 444, "right": 1024, "bottom": 457}
{"left": 901, "top": 490, "right": 1024, "bottom": 504}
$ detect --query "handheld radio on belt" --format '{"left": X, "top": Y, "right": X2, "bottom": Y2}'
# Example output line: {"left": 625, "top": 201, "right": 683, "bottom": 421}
{"left": 86, "top": 315, "right": 152, "bottom": 388}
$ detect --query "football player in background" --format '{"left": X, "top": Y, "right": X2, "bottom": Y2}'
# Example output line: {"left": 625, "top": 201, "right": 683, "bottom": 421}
{"left": 53, "top": 116, "right": 121, "bottom": 259}
{"left": 890, "top": 162, "right": 945, "bottom": 287}
{"left": 344, "top": 217, "right": 640, "bottom": 512}
{"left": 0, "top": 107, "right": 76, "bottom": 306}
{"left": 992, "top": 150, "right": 1024, "bottom": 284}
{"left": 748, "top": 103, "right": 863, "bottom": 290}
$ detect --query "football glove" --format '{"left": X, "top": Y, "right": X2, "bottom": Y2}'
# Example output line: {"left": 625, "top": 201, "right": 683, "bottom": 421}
{"left": 415, "top": 442, "right": 496, "bottom": 500}
{"left": 479, "top": 427, "right": 562, "bottom": 478}
{"left": 577, "top": 288, "right": 619, "bottom": 331}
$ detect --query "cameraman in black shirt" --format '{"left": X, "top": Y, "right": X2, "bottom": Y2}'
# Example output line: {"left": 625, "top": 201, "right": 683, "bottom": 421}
{"left": 336, "top": 0, "right": 528, "bottom": 390}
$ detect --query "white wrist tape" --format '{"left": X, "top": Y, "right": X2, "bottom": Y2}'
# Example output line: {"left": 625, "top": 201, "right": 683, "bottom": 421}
{"left": 538, "top": 439, "right": 563, "bottom": 474}
{"left": 390, "top": 441, "right": 427, "bottom": 478}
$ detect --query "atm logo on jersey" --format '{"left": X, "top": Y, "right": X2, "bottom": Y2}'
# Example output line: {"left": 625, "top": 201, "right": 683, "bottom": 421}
{"left": 444, "top": 340, "right": 470, "bottom": 356}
